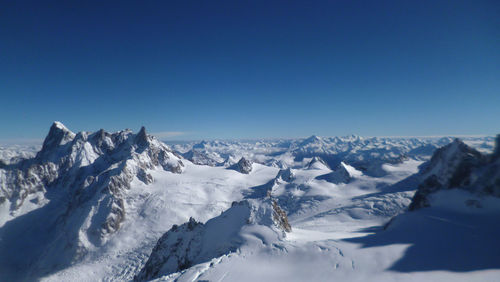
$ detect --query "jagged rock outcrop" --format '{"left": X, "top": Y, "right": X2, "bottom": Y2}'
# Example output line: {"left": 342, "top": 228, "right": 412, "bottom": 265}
{"left": 271, "top": 199, "right": 292, "bottom": 232}
{"left": 229, "top": 157, "right": 253, "bottom": 174}
{"left": 0, "top": 122, "right": 184, "bottom": 266}
{"left": 135, "top": 198, "right": 291, "bottom": 281}
{"left": 275, "top": 167, "right": 295, "bottom": 183}
{"left": 409, "top": 137, "right": 500, "bottom": 210}
{"left": 135, "top": 216, "right": 205, "bottom": 281}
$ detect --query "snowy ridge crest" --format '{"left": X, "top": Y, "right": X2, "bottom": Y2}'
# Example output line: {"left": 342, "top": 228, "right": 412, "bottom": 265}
{"left": 135, "top": 198, "right": 291, "bottom": 281}
{"left": 409, "top": 137, "right": 500, "bottom": 210}
{"left": 0, "top": 122, "right": 184, "bottom": 279}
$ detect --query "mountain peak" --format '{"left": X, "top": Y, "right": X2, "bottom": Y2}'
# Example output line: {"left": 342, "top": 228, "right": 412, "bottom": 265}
{"left": 135, "top": 126, "right": 149, "bottom": 147}
{"left": 420, "top": 138, "right": 483, "bottom": 179}
{"left": 49, "top": 121, "right": 74, "bottom": 136}
{"left": 39, "top": 121, "right": 76, "bottom": 155}
{"left": 409, "top": 138, "right": 489, "bottom": 210}
{"left": 308, "top": 135, "right": 321, "bottom": 140}
{"left": 275, "top": 167, "right": 295, "bottom": 183}
{"left": 193, "top": 140, "right": 209, "bottom": 149}
{"left": 301, "top": 135, "right": 322, "bottom": 146}
{"left": 316, "top": 161, "right": 356, "bottom": 184}
{"left": 53, "top": 121, "right": 69, "bottom": 130}
{"left": 227, "top": 157, "right": 253, "bottom": 174}
{"left": 307, "top": 156, "right": 330, "bottom": 170}
{"left": 236, "top": 157, "right": 253, "bottom": 174}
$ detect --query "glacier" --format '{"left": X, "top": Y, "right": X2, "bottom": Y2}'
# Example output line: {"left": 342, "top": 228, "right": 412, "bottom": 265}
{"left": 0, "top": 123, "right": 499, "bottom": 282}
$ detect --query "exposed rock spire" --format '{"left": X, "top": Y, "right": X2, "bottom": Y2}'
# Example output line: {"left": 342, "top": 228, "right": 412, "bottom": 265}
{"left": 135, "top": 126, "right": 149, "bottom": 147}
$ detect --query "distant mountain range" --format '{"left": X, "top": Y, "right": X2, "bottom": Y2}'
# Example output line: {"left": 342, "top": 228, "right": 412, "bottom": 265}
{"left": 172, "top": 134, "right": 494, "bottom": 176}
{"left": 0, "top": 123, "right": 498, "bottom": 281}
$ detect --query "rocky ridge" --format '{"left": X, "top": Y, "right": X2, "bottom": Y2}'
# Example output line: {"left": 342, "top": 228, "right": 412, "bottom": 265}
{"left": 0, "top": 122, "right": 184, "bottom": 278}
{"left": 409, "top": 136, "right": 500, "bottom": 210}
{"left": 135, "top": 197, "right": 291, "bottom": 281}
{"left": 229, "top": 157, "right": 253, "bottom": 174}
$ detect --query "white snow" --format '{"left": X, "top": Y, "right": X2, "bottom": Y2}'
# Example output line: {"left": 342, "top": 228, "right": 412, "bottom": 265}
{"left": 1, "top": 134, "right": 498, "bottom": 282}
{"left": 38, "top": 157, "right": 500, "bottom": 282}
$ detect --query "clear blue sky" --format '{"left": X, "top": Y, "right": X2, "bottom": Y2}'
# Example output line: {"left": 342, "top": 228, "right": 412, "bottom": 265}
{"left": 1, "top": 0, "right": 498, "bottom": 141}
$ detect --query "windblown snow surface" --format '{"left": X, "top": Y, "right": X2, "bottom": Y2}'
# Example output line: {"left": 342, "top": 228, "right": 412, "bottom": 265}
{"left": 1, "top": 133, "right": 499, "bottom": 282}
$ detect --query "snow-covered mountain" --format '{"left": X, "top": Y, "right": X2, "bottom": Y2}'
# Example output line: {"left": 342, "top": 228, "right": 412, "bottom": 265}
{"left": 316, "top": 162, "right": 362, "bottom": 184}
{"left": 306, "top": 156, "right": 331, "bottom": 170}
{"left": 139, "top": 134, "right": 500, "bottom": 282}
{"left": 350, "top": 136, "right": 500, "bottom": 276}
{"left": 228, "top": 157, "right": 253, "bottom": 174}
{"left": 181, "top": 149, "right": 223, "bottom": 166}
{"left": 0, "top": 126, "right": 498, "bottom": 282}
{"left": 135, "top": 198, "right": 291, "bottom": 281}
{"left": 0, "top": 122, "right": 184, "bottom": 280}
{"left": 170, "top": 135, "right": 495, "bottom": 173}
{"left": 409, "top": 136, "right": 500, "bottom": 210}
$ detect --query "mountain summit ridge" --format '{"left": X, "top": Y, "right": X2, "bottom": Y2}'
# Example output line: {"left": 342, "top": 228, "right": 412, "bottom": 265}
{"left": 409, "top": 137, "right": 500, "bottom": 210}
{"left": 0, "top": 122, "right": 184, "bottom": 279}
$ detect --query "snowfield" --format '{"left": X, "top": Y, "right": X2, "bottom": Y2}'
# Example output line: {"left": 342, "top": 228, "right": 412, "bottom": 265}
{"left": 0, "top": 127, "right": 499, "bottom": 282}
{"left": 38, "top": 162, "right": 279, "bottom": 281}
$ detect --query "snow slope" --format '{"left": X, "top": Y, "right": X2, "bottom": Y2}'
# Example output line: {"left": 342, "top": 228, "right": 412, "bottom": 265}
{"left": 147, "top": 139, "right": 500, "bottom": 282}
{"left": 135, "top": 197, "right": 291, "bottom": 281}
{"left": 0, "top": 127, "right": 498, "bottom": 282}
{"left": 37, "top": 161, "right": 279, "bottom": 281}
{"left": 0, "top": 123, "right": 185, "bottom": 280}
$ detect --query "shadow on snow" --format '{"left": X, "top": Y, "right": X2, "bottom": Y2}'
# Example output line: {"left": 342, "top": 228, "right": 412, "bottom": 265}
{"left": 344, "top": 208, "right": 500, "bottom": 272}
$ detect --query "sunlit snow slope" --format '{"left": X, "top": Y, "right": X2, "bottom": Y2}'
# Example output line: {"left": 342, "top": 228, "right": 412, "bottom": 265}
{"left": 0, "top": 124, "right": 498, "bottom": 282}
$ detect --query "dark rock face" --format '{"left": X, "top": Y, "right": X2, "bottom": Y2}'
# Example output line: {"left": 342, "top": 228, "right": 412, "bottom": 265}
{"left": 135, "top": 217, "right": 204, "bottom": 281}
{"left": 409, "top": 138, "right": 500, "bottom": 210}
{"left": 230, "top": 157, "right": 253, "bottom": 174}
{"left": 37, "top": 121, "right": 76, "bottom": 160}
{"left": 275, "top": 167, "right": 295, "bottom": 183}
{"left": 135, "top": 126, "right": 149, "bottom": 148}
{"left": 272, "top": 199, "right": 291, "bottom": 232}
{"left": 493, "top": 134, "right": 500, "bottom": 159}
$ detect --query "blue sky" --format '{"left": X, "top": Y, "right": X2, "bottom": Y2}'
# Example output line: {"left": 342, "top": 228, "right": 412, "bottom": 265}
{"left": 1, "top": 0, "right": 498, "bottom": 141}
